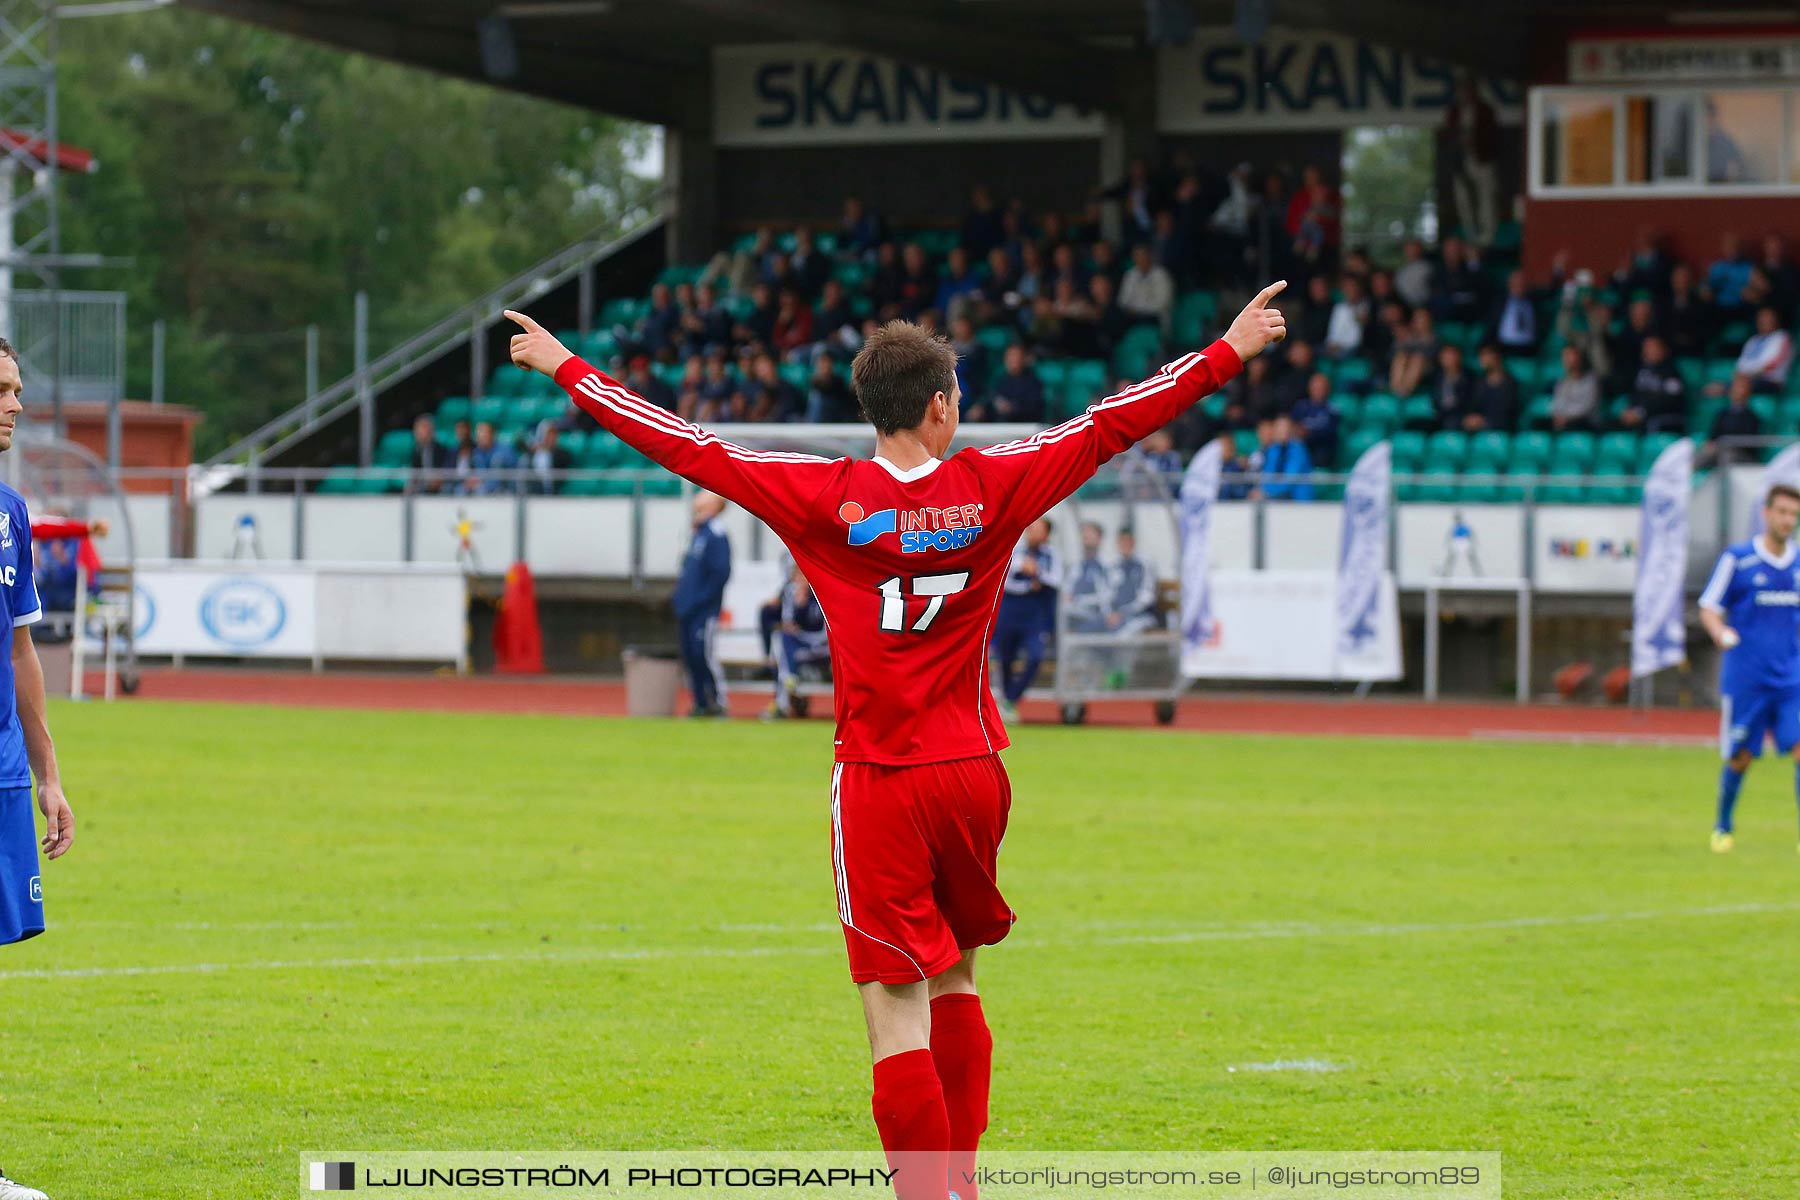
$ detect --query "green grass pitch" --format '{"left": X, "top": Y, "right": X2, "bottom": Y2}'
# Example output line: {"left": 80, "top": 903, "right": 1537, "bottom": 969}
{"left": 0, "top": 699, "right": 1795, "bottom": 1198}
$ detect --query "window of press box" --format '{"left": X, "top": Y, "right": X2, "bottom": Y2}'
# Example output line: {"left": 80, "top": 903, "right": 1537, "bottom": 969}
{"left": 1702, "top": 91, "right": 1782, "bottom": 185}
{"left": 1540, "top": 93, "right": 1615, "bottom": 187}
{"left": 1623, "top": 95, "right": 1693, "bottom": 184}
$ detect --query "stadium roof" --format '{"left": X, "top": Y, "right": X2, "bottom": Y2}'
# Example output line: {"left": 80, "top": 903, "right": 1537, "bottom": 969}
{"left": 186, "top": 0, "right": 1800, "bottom": 128}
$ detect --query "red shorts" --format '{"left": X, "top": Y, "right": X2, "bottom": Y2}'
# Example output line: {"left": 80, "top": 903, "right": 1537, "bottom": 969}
{"left": 829, "top": 753, "right": 1016, "bottom": 985}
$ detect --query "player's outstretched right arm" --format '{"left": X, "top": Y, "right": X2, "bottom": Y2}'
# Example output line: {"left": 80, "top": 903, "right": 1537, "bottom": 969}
{"left": 505, "top": 310, "right": 839, "bottom": 539}
{"left": 976, "top": 281, "right": 1287, "bottom": 519}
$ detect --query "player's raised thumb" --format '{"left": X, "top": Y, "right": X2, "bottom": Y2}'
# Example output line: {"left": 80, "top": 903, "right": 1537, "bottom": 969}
{"left": 1251, "top": 280, "right": 1288, "bottom": 309}
{"left": 503, "top": 309, "right": 543, "bottom": 334}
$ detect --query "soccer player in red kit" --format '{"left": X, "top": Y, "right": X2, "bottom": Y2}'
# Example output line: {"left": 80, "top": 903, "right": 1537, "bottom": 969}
{"left": 505, "top": 282, "right": 1286, "bottom": 1198}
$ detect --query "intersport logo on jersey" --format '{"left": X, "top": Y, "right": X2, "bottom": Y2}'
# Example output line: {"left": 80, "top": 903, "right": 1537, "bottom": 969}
{"left": 840, "top": 501, "right": 984, "bottom": 553}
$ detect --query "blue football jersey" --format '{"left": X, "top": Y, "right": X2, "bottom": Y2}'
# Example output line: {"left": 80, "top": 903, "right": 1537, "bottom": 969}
{"left": 1700, "top": 537, "right": 1800, "bottom": 692}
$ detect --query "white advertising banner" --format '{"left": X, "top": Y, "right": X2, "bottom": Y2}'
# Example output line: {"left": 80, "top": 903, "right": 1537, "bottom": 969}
{"left": 133, "top": 562, "right": 466, "bottom": 664}
{"left": 1631, "top": 439, "right": 1694, "bottom": 678}
{"left": 1530, "top": 505, "right": 1641, "bottom": 593}
{"left": 1182, "top": 569, "right": 1401, "bottom": 681}
{"left": 1395, "top": 504, "right": 1527, "bottom": 588}
{"left": 1158, "top": 29, "right": 1521, "bottom": 133}
{"left": 134, "top": 566, "right": 318, "bottom": 658}
{"left": 1570, "top": 36, "right": 1800, "bottom": 83}
{"left": 714, "top": 44, "right": 1103, "bottom": 147}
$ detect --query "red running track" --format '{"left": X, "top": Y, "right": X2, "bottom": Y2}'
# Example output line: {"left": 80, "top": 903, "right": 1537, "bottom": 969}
{"left": 109, "top": 668, "right": 1719, "bottom": 745}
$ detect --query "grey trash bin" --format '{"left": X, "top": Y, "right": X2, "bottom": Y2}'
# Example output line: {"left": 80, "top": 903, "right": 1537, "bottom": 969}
{"left": 622, "top": 645, "right": 682, "bottom": 717}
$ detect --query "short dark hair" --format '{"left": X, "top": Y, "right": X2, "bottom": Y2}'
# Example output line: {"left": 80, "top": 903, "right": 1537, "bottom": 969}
{"left": 0, "top": 337, "right": 14, "bottom": 363}
{"left": 851, "top": 321, "right": 957, "bottom": 435}
{"left": 1767, "top": 483, "right": 1800, "bottom": 508}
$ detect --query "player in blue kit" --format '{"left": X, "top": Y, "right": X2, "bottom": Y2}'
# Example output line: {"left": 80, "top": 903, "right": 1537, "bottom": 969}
{"left": 0, "top": 339, "right": 76, "bottom": 1200}
{"left": 1698, "top": 482, "right": 1800, "bottom": 854}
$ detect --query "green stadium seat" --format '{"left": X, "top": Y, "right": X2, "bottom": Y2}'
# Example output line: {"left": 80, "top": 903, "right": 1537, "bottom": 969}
{"left": 1636, "top": 433, "right": 1680, "bottom": 471}
{"left": 1702, "top": 358, "right": 1739, "bottom": 390}
{"left": 1232, "top": 430, "right": 1261, "bottom": 459}
{"left": 1425, "top": 430, "right": 1469, "bottom": 468}
{"left": 1343, "top": 427, "right": 1385, "bottom": 465}
{"left": 558, "top": 429, "right": 588, "bottom": 458}
{"left": 1510, "top": 429, "right": 1553, "bottom": 466}
{"left": 1551, "top": 431, "right": 1596, "bottom": 468}
{"left": 1457, "top": 476, "right": 1502, "bottom": 504}
{"left": 1201, "top": 394, "right": 1227, "bottom": 421}
{"left": 374, "top": 429, "right": 415, "bottom": 469}
{"left": 1468, "top": 430, "right": 1511, "bottom": 466}
{"left": 1171, "top": 291, "right": 1219, "bottom": 345}
{"left": 1414, "top": 468, "right": 1459, "bottom": 503}
{"left": 583, "top": 433, "right": 626, "bottom": 468}
{"left": 1400, "top": 395, "right": 1437, "bottom": 430}
{"left": 560, "top": 477, "right": 607, "bottom": 497}
{"left": 1506, "top": 359, "right": 1539, "bottom": 391}
{"left": 436, "top": 395, "right": 472, "bottom": 425}
{"left": 1359, "top": 392, "right": 1400, "bottom": 430}
{"left": 1711, "top": 320, "right": 1753, "bottom": 357}
{"left": 1588, "top": 482, "right": 1640, "bottom": 505}
{"left": 1390, "top": 429, "right": 1427, "bottom": 466}
{"left": 974, "top": 325, "right": 1016, "bottom": 355}
{"left": 1062, "top": 359, "right": 1110, "bottom": 417}
{"left": 1597, "top": 431, "right": 1640, "bottom": 464}
{"left": 317, "top": 467, "right": 360, "bottom": 494}
{"left": 471, "top": 397, "right": 507, "bottom": 428}
{"left": 1523, "top": 393, "right": 1556, "bottom": 429}
{"left": 1538, "top": 462, "right": 1588, "bottom": 504}
{"left": 1329, "top": 356, "right": 1372, "bottom": 385}
{"left": 1034, "top": 360, "right": 1069, "bottom": 391}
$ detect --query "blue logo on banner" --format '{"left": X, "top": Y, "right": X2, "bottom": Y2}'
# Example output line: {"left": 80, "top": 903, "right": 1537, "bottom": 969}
{"left": 199, "top": 579, "right": 286, "bottom": 648}
{"left": 132, "top": 584, "right": 155, "bottom": 640}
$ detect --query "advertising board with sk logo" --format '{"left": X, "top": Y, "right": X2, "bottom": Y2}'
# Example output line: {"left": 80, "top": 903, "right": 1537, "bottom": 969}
{"left": 133, "top": 567, "right": 318, "bottom": 657}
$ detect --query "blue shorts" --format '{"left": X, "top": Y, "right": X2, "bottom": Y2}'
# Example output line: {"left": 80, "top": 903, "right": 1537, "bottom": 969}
{"left": 0, "top": 786, "right": 43, "bottom": 945}
{"left": 1721, "top": 685, "right": 1800, "bottom": 761}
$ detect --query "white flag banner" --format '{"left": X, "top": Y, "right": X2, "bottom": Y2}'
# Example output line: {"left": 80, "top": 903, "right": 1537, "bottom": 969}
{"left": 1177, "top": 439, "right": 1224, "bottom": 662}
{"left": 1748, "top": 443, "right": 1800, "bottom": 537}
{"left": 1631, "top": 439, "right": 1694, "bottom": 678}
{"left": 1334, "top": 441, "right": 1400, "bottom": 679}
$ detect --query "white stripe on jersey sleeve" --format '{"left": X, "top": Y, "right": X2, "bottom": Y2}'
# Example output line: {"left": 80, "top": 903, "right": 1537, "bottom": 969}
{"left": 1698, "top": 551, "right": 1735, "bottom": 612}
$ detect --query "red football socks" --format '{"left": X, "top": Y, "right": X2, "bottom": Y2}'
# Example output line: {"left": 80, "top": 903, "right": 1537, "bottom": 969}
{"left": 930, "top": 993, "right": 993, "bottom": 1200}
{"left": 871, "top": 1047, "right": 949, "bottom": 1200}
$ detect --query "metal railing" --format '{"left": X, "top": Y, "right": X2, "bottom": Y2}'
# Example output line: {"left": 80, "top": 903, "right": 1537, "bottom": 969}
{"left": 204, "top": 214, "right": 666, "bottom": 473}
{"left": 4, "top": 289, "right": 126, "bottom": 404}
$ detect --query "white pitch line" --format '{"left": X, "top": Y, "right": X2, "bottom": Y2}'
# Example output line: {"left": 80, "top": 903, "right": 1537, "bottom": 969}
{"left": 3, "top": 900, "right": 1796, "bottom": 983}
{"left": 1469, "top": 728, "right": 1714, "bottom": 747}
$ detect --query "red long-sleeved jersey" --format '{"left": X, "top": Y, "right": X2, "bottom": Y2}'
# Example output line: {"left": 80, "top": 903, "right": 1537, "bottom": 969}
{"left": 555, "top": 340, "right": 1242, "bottom": 764}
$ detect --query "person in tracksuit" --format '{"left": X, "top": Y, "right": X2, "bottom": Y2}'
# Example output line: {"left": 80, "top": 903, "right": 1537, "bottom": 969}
{"left": 1063, "top": 522, "right": 1112, "bottom": 693}
{"left": 767, "top": 571, "right": 830, "bottom": 720}
{"left": 1103, "top": 526, "right": 1161, "bottom": 688}
{"left": 990, "top": 516, "right": 1061, "bottom": 721}
{"left": 674, "top": 490, "right": 731, "bottom": 717}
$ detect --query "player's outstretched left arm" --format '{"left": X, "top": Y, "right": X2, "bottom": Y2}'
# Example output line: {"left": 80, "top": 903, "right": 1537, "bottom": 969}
{"left": 977, "top": 281, "right": 1287, "bottom": 518}
{"left": 13, "top": 626, "right": 71, "bottom": 859}
{"left": 505, "top": 310, "right": 840, "bottom": 540}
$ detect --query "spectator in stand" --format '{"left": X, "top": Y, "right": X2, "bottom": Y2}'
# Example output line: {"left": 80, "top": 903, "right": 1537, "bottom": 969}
{"left": 1227, "top": 355, "right": 1282, "bottom": 425}
{"left": 771, "top": 288, "right": 815, "bottom": 360}
{"left": 468, "top": 421, "right": 516, "bottom": 494}
{"left": 1612, "top": 227, "right": 1672, "bottom": 300}
{"left": 1469, "top": 343, "right": 1520, "bottom": 432}
{"left": 1740, "top": 265, "right": 1778, "bottom": 317}
{"left": 1704, "top": 375, "right": 1762, "bottom": 465}
{"left": 1734, "top": 305, "right": 1795, "bottom": 395}
{"left": 408, "top": 414, "right": 453, "bottom": 492}
{"left": 1043, "top": 277, "right": 1093, "bottom": 358}
{"left": 762, "top": 249, "right": 798, "bottom": 297}
{"left": 1620, "top": 335, "right": 1687, "bottom": 434}
{"left": 1489, "top": 270, "right": 1541, "bottom": 356}
{"left": 678, "top": 283, "right": 730, "bottom": 358}
{"left": 840, "top": 196, "right": 885, "bottom": 259}
{"left": 732, "top": 282, "right": 776, "bottom": 349}
{"left": 705, "top": 225, "right": 770, "bottom": 295}
{"left": 1087, "top": 274, "right": 1131, "bottom": 361}
{"left": 1119, "top": 243, "right": 1174, "bottom": 335}
{"left": 970, "top": 344, "right": 1045, "bottom": 423}
{"left": 526, "top": 423, "right": 573, "bottom": 495}
{"left": 1206, "top": 163, "right": 1253, "bottom": 281}
{"left": 1550, "top": 345, "right": 1601, "bottom": 432}
{"left": 813, "top": 278, "right": 858, "bottom": 352}
{"left": 805, "top": 356, "right": 856, "bottom": 423}
{"left": 869, "top": 240, "right": 903, "bottom": 313}
{"left": 1088, "top": 240, "right": 1121, "bottom": 288}
{"left": 1433, "top": 343, "right": 1476, "bottom": 430}
{"left": 1286, "top": 165, "right": 1340, "bottom": 277}
{"left": 1437, "top": 235, "right": 1488, "bottom": 323}
{"left": 1663, "top": 262, "right": 1713, "bottom": 359}
{"left": 1394, "top": 239, "right": 1435, "bottom": 311}
{"left": 673, "top": 357, "right": 704, "bottom": 421}
{"left": 961, "top": 183, "right": 1005, "bottom": 257}
{"left": 1367, "top": 267, "right": 1400, "bottom": 313}
{"left": 1138, "top": 428, "right": 1184, "bottom": 492}
{"left": 977, "top": 247, "right": 1023, "bottom": 325}
{"left": 1275, "top": 339, "right": 1317, "bottom": 409}
{"left": 1367, "top": 300, "right": 1407, "bottom": 367}
{"left": 1759, "top": 232, "right": 1800, "bottom": 316}
{"left": 1555, "top": 276, "right": 1613, "bottom": 384}
{"left": 1290, "top": 371, "right": 1341, "bottom": 466}
{"left": 1389, "top": 308, "right": 1440, "bottom": 398}
{"left": 449, "top": 418, "right": 474, "bottom": 486}
{"left": 1340, "top": 247, "right": 1374, "bottom": 287}
{"left": 1608, "top": 297, "right": 1662, "bottom": 394}
{"left": 1100, "top": 156, "right": 1160, "bottom": 247}
{"left": 895, "top": 242, "right": 936, "bottom": 319}
{"left": 1252, "top": 171, "right": 1293, "bottom": 284}
{"left": 739, "top": 353, "right": 799, "bottom": 422}
{"left": 1323, "top": 275, "right": 1368, "bottom": 360}
{"left": 1259, "top": 414, "right": 1315, "bottom": 501}
{"left": 1217, "top": 432, "right": 1253, "bottom": 500}
{"left": 1296, "top": 274, "right": 1334, "bottom": 347}
{"left": 789, "top": 226, "right": 829, "bottom": 299}
{"left": 693, "top": 357, "right": 735, "bottom": 423}
{"left": 624, "top": 357, "right": 676, "bottom": 413}
{"left": 936, "top": 245, "right": 983, "bottom": 323}
{"left": 1707, "top": 232, "right": 1755, "bottom": 318}
{"left": 949, "top": 315, "right": 987, "bottom": 411}
{"left": 1015, "top": 241, "right": 1047, "bottom": 305}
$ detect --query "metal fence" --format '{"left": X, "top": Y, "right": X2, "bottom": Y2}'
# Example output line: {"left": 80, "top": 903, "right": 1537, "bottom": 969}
{"left": 4, "top": 289, "right": 126, "bottom": 404}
